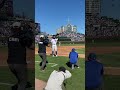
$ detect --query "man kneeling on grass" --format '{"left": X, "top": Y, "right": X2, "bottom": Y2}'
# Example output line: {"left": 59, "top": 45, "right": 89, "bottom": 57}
{"left": 85, "top": 53, "right": 104, "bottom": 90}
{"left": 45, "top": 66, "right": 72, "bottom": 90}
{"left": 66, "top": 48, "right": 79, "bottom": 69}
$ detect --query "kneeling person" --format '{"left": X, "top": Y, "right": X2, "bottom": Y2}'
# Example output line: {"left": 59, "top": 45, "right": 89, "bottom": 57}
{"left": 67, "top": 48, "right": 79, "bottom": 69}
{"left": 45, "top": 67, "right": 72, "bottom": 90}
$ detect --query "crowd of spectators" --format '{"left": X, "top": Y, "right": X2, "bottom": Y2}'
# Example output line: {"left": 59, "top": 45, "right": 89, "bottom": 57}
{"left": 0, "top": 21, "right": 12, "bottom": 46}
{"left": 0, "top": 21, "right": 12, "bottom": 37}
{"left": 58, "top": 31, "right": 85, "bottom": 41}
{"left": 86, "top": 15, "right": 120, "bottom": 39}
{"left": 0, "top": 21, "right": 39, "bottom": 46}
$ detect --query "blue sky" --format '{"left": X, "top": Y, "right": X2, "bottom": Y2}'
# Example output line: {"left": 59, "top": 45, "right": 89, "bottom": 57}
{"left": 35, "top": 0, "right": 85, "bottom": 35}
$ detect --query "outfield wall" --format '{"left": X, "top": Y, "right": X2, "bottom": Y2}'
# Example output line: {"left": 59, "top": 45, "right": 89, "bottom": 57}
{"left": 58, "top": 41, "right": 85, "bottom": 44}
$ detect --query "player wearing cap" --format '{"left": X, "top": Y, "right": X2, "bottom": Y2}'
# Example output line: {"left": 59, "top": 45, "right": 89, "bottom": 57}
{"left": 51, "top": 35, "right": 58, "bottom": 57}
{"left": 7, "top": 22, "right": 33, "bottom": 90}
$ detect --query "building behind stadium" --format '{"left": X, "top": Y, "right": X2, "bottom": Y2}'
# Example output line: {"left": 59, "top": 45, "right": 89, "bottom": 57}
{"left": 56, "top": 23, "right": 77, "bottom": 34}
{"left": 56, "top": 22, "right": 85, "bottom": 42}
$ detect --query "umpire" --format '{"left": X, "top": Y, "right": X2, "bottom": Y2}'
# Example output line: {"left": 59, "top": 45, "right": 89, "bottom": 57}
{"left": 38, "top": 35, "right": 49, "bottom": 71}
{"left": 7, "top": 22, "right": 33, "bottom": 90}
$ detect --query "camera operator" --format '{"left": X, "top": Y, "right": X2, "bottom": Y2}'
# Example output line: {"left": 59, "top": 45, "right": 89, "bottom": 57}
{"left": 7, "top": 22, "right": 34, "bottom": 90}
{"left": 38, "top": 35, "right": 50, "bottom": 71}
{"left": 45, "top": 66, "right": 72, "bottom": 90}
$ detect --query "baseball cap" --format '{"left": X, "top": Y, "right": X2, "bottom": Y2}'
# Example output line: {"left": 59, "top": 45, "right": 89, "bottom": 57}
{"left": 40, "top": 35, "right": 44, "bottom": 38}
{"left": 72, "top": 48, "right": 75, "bottom": 52}
{"left": 88, "top": 53, "right": 97, "bottom": 60}
{"left": 59, "top": 66, "right": 66, "bottom": 73}
{"left": 52, "top": 35, "right": 56, "bottom": 38}
{"left": 12, "top": 22, "right": 21, "bottom": 28}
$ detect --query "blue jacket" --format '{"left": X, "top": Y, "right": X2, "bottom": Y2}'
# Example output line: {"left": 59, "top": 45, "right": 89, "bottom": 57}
{"left": 69, "top": 51, "right": 78, "bottom": 64}
{"left": 85, "top": 60, "right": 104, "bottom": 88}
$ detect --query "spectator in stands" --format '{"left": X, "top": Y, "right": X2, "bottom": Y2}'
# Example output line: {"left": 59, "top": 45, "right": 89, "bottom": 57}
{"left": 86, "top": 15, "right": 120, "bottom": 38}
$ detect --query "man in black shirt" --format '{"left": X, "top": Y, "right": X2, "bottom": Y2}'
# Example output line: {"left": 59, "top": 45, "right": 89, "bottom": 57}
{"left": 38, "top": 35, "right": 49, "bottom": 71}
{"left": 7, "top": 22, "right": 33, "bottom": 90}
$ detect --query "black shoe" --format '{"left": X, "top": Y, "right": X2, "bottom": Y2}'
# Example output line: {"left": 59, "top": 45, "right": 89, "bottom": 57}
{"left": 75, "top": 65, "right": 79, "bottom": 67}
{"left": 39, "top": 62, "right": 42, "bottom": 66}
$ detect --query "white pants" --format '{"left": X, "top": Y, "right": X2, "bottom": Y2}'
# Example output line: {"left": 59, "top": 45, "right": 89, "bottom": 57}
{"left": 52, "top": 45, "right": 57, "bottom": 51}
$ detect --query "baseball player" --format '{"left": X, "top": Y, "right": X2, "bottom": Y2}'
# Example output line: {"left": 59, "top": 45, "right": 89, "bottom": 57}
{"left": 51, "top": 35, "right": 58, "bottom": 57}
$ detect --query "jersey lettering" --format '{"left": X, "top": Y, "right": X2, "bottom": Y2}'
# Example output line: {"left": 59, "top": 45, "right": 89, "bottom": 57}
{"left": 9, "top": 37, "right": 19, "bottom": 42}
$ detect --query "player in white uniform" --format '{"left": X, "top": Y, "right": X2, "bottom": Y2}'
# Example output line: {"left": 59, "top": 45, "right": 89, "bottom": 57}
{"left": 51, "top": 35, "right": 58, "bottom": 57}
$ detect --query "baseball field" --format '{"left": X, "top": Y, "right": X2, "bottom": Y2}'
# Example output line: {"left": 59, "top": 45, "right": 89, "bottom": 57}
{"left": 35, "top": 44, "right": 85, "bottom": 90}
{"left": 1, "top": 41, "right": 120, "bottom": 90}
{"left": 35, "top": 40, "right": 120, "bottom": 90}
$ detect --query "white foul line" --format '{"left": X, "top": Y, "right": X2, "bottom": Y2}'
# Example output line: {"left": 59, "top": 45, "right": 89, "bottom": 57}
{"left": 35, "top": 61, "right": 58, "bottom": 67}
{"left": 51, "top": 64, "right": 58, "bottom": 67}
{"left": 0, "top": 82, "right": 13, "bottom": 86}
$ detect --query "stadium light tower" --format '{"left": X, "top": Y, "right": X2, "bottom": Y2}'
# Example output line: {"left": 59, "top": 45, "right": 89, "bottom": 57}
{"left": 66, "top": 17, "right": 71, "bottom": 24}
{"left": 68, "top": 18, "right": 70, "bottom": 24}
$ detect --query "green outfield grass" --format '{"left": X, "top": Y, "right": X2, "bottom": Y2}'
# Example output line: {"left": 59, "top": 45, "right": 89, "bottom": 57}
{"left": 59, "top": 43, "right": 85, "bottom": 46}
{"left": 103, "top": 75, "right": 120, "bottom": 90}
{"left": 0, "top": 67, "right": 35, "bottom": 90}
{"left": 0, "top": 66, "right": 120, "bottom": 90}
{"left": 35, "top": 55, "right": 85, "bottom": 90}
{"left": 76, "top": 48, "right": 85, "bottom": 54}
{"left": 86, "top": 40, "right": 120, "bottom": 47}
{"left": 35, "top": 43, "right": 85, "bottom": 48}
{"left": 97, "top": 52, "right": 120, "bottom": 67}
